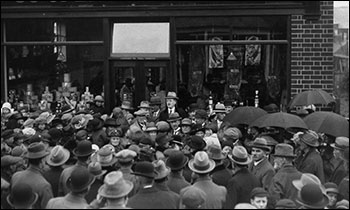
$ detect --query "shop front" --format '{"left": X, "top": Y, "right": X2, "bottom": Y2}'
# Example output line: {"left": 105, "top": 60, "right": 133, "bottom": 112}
{"left": 1, "top": 1, "right": 328, "bottom": 113}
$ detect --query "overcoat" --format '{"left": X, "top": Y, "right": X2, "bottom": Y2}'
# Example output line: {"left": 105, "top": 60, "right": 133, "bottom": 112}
{"left": 167, "top": 171, "right": 191, "bottom": 194}
{"left": 295, "top": 148, "right": 325, "bottom": 183}
{"left": 248, "top": 157, "right": 275, "bottom": 190}
{"left": 46, "top": 193, "right": 89, "bottom": 209}
{"left": 159, "top": 107, "right": 188, "bottom": 122}
{"left": 210, "top": 163, "right": 233, "bottom": 187}
{"left": 224, "top": 167, "right": 260, "bottom": 209}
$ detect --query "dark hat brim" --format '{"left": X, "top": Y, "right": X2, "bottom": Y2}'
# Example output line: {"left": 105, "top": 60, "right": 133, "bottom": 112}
{"left": 165, "top": 155, "right": 189, "bottom": 170}
{"left": 131, "top": 171, "right": 158, "bottom": 179}
{"left": 72, "top": 148, "right": 95, "bottom": 157}
{"left": 24, "top": 151, "right": 50, "bottom": 159}
{"left": 7, "top": 192, "right": 38, "bottom": 208}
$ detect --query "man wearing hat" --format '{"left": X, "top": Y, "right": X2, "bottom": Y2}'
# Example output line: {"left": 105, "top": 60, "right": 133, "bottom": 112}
{"left": 46, "top": 167, "right": 95, "bottom": 209}
{"left": 179, "top": 118, "right": 192, "bottom": 140}
{"left": 89, "top": 171, "right": 134, "bottom": 209}
{"left": 268, "top": 143, "right": 302, "bottom": 206}
{"left": 166, "top": 150, "right": 191, "bottom": 194}
{"left": 43, "top": 145, "right": 70, "bottom": 197}
{"left": 295, "top": 183, "right": 329, "bottom": 209}
{"left": 11, "top": 142, "right": 53, "bottom": 209}
{"left": 210, "top": 102, "right": 227, "bottom": 131}
{"left": 152, "top": 159, "right": 180, "bottom": 209}
{"left": 224, "top": 146, "right": 260, "bottom": 209}
{"left": 115, "top": 149, "right": 140, "bottom": 197}
{"left": 207, "top": 144, "right": 232, "bottom": 187}
{"left": 168, "top": 112, "right": 182, "bottom": 135}
{"left": 127, "top": 161, "right": 178, "bottom": 209}
{"left": 149, "top": 95, "right": 162, "bottom": 123}
{"left": 338, "top": 147, "right": 349, "bottom": 201}
{"left": 85, "top": 162, "right": 108, "bottom": 203}
{"left": 129, "top": 109, "right": 149, "bottom": 132}
{"left": 89, "top": 95, "right": 106, "bottom": 115}
{"left": 194, "top": 109, "right": 208, "bottom": 127}
{"left": 330, "top": 136, "right": 349, "bottom": 185}
{"left": 159, "top": 91, "right": 188, "bottom": 122}
{"left": 183, "top": 151, "right": 227, "bottom": 209}
{"left": 120, "top": 100, "right": 134, "bottom": 119}
{"left": 248, "top": 137, "right": 275, "bottom": 191}
{"left": 58, "top": 140, "right": 95, "bottom": 196}
{"left": 294, "top": 130, "right": 325, "bottom": 183}
{"left": 324, "top": 182, "right": 341, "bottom": 209}
{"left": 7, "top": 183, "right": 38, "bottom": 209}
{"left": 137, "top": 100, "right": 152, "bottom": 116}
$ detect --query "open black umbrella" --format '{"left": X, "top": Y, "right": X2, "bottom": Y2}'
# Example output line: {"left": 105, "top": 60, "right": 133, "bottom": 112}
{"left": 303, "top": 111, "right": 349, "bottom": 137}
{"left": 250, "top": 112, "right": 308, "bottom": 130}
{"left": 223, "top": 106, "right": 267, "bottom": 126}
{"left": 288, "top": 89, "right": 335, "bottom": 108}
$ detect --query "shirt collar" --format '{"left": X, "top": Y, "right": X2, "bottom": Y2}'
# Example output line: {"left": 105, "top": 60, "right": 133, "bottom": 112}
{"left": 253, "top": 157, "right": 266, "bottom": 166}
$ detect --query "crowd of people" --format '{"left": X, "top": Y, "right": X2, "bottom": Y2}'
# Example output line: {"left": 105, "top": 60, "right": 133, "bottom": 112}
{"left": 1, "top": 91, "right": 349, "bottom": 209}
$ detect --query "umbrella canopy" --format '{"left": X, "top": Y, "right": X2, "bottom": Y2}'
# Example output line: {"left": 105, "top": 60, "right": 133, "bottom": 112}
{"left": 303, "top": 111, "right": 349, "bottom": 138}
{"left": 250, "top": 112, "right": 308, "bottom": 130}
{"left": 288, "top": 89, "right": 335, "bottom": 108}
{"left": 223, "top": 106, "right": 267, "bottom": 126}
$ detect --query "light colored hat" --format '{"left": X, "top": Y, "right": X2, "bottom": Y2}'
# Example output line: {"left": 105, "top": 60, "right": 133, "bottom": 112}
{"left": 94, "top": 95, "right": 104, "bottom": 102}
{"left": 299, "top": 130, "right": 319, "bottom": 147}
{"left": 223, "top": 127, "right": 242, "bottom": 140}
{"left": 234, "top": 203, "right": 257, "bottom": 209}
{"left": 331, "top": 136, "right": 349, "bottom": 151}
{"left": 250, "top": 137, "right": 271, "bottom": 152}
{"left": 273, "top": 143, "right": 296, "bottom": 158}
{"left": 228, "top": 145, "right": 252, "bottom": 165}
{"left": 46, "top": 145, "right": 70, "bottom": 166}
{"left": 134, "top": 109, "right": 148, "bottom": 116}
{"left": 121, "top": 100, "right": 134, "bottom": 110}
{"left": 292, "top": 173, "right": 325, "bottom": 193}
{"left": 165, "top": 91, "right": 179, "bottom": 100}
{"left": 213, "top": 103, "right": 226, "bottom": 113}
{"left": 22, "top": 127, "right": 36, "bottom": 136}
{"left": 98, "top": 171, "right": 133, "bottom": 198}
{"left": 180, "top": 118, "right": 192, "bottom": 126}
{"left": 145, "top": 122, "right": 158, "bottom": 132}
{"left": 88, "top": 161, "right": 107, "bottom": 177}
{"left": 138, "top": 101, "right": 151, "bottom": 109}
{"left": 23, "top": 118, "right": 35, "bottom": 128}
{"left": 336, "top": 199, "right": 349, "bottom": 209}
{"left": 91, "top": 146, "right": 118, "bottom": 167}
{"left": 24, "top": 142, "right": 50, "bottom": 159}
{"left": 207, "top": 144, "right": 226, "bottom": 160}
{"left": 153, "top": 159, "right": 170, "bottom": 180}
{"left": 115, "top": 149, "right": 137, "bottom": 163}
{"left": 181, "top": 187, "right": 206, "bottom": 208}
{"left": 188, "top": 151, "right": 215, "bottom": 174}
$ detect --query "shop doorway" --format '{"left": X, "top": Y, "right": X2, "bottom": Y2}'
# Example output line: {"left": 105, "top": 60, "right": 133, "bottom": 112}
{"left": 111, "top": 60, "right": 168, "bottom": 108}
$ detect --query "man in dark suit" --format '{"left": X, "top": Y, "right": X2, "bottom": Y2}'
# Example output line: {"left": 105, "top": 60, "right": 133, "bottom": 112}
{"left": 224, "top": 146, "right": 260, "bottom": 209}
{"left": 159, "top": 92, "right": 188, "bottom": 121}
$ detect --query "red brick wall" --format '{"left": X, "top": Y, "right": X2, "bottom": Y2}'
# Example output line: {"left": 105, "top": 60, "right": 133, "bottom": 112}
{"left": 290, "top": 1, "right": 334, "bottom": 98}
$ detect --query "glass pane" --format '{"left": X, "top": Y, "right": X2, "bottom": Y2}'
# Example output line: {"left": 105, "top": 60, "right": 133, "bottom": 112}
{"left": 176, "top": 16, "right": 287, "bottom": 41}
{"left": 112, "top": 23, "right": 170, "bottom": 58}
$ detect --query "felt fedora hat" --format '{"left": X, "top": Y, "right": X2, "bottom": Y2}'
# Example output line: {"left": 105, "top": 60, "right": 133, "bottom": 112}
{"left": 229, "top": 145, "right": 252, "bottom": 165}
{"left": 7, "top": 183, "right": 38, "bottom": 208}
{"left": 150, "top": 95, "right": 161, "bottom": 105}
{"left": 46, "top": 145, "right": 70, "bottom": 166}
{"left": 121, "top": 100, "right": 134, "bottom": 110}
{"left": 115, "top": 149, "right": 137, "bottom": 163}
{"left": 296, "top": 183, "right": 329, "bottom": 209}
{"left": 180, "top": 118, "right": 192, "bottom": 127}
{"left": 251, "top": 137, "right": 271, "bottom": 152}
{"left": 165, "top": 91, "right": 179, "bottom": 100}
{"left": 213, "top": 103, "right": 226, "bottom": 113}
{"left": 331, "top": 136, "right": 349, "bottom": 151}
{"left": 188, "top": 135, "right": 207, "bottom": 151}
{"left": 273, "top": 143, "right": 296, "bottom": 158}
{"left": 324, "top": 182, "right": 340, "bottom": 195}
{"left": 131, "top": 161, "right": 158, "bottom": 179}
{"left": 88, "top": 161, "right": 107, "bottom": 177}
{"left": 138, "top": 101, "right": 151, "bottom": 109}
{"left": 188, "top": 151, "right": 215, "bottom": 174}
{"left": 207, "top": 144, "right": 226, "bottom": 160}
{"left": 98, "top": 171, "right": 133, "bottom": 199}
{"left": 166, "top": 150, "right": 189, "bottom": 170}
{"left": 153, "top": 159, "right": 170, "bottom": 180}
{"left": 73, "top": 140, "right": 95, "bottom": 157}
{"left": 300, "top": 131, "right": 319, "bottom": 147}
{"left": 94, "top": 95, "right": 104, "bottom": 102}
{"left": 104, "top": 117, "right": 119, "bottom": 127}
{"left": 167, "top": 112, "right": 182, "bottom": 122}
{"left": 275, "top": 199, "right": 296, "bottom": 209}
{"left": 91, "top": 146, "right": 118, "bottom": 167}
{"left": 24, "top": 142, "right": 50, "bottom": 159}
{"left": 145, "top": 122, "right": 158, "bottom": 132}
{"left": 292, "top": 173, "right": 326, "bottom": 193}
{"left": 67, "top": 167, "right": 95, "bottom": 193}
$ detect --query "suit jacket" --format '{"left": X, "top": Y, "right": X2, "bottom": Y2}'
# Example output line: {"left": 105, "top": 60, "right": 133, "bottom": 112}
{"left": 159, "top": 107, "right": 188, "bottom": 122}
{"left": 43, "top": 166, "right": 64, "bottom": 197}
{"left": 11, "top": 165, "right": 53, "bottom": 209}
{"left": 224, "top": 167, "right": 260, "bottom": 209}
{"left": 268, "top": 163, "right": 302, "bottom": 204}
{"left": 46, "top": 193, "right": 89, "bottom": 209}
{"left": 167, "top": 171, "right": 191, "bottom": 194}
{"left": 330, "top": 159, "right": 347, "bottom": 185}
{"left": 295, "top": 148, "right": 325, "bottom": 183}
{"left": 210, "top": 163, "right": 233, "bottom": 187}
{"left": 58, "top": 161, "right": 88, "bottom": 196}
{"left": 183, "top": 176, "right": 226, "bottom": 209}
{"left": 248, "top": 157, "right": 275, "bottom": 190}
{"left": 128, "top": 185, "right": 179, "bottom": 209}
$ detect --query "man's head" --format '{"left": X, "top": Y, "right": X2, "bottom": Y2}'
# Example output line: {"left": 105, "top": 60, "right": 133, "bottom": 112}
{"left": 165, "top": 92, "right": 179, "bottom": 109}
{"left": 250, "top": 187, "right": 269, "bottom": 209}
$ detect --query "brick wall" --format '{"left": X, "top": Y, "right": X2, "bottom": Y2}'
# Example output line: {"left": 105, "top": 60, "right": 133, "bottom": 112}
{"left": 290, "top": 1, "right": 334, "bottom": 98}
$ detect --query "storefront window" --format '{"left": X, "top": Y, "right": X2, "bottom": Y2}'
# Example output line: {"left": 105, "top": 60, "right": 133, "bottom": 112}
{"left": 5, "top": 18, "right": 104, "bottom": 111}
{"left": 175, "top": 16, "right": 288, "bottom": 108}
